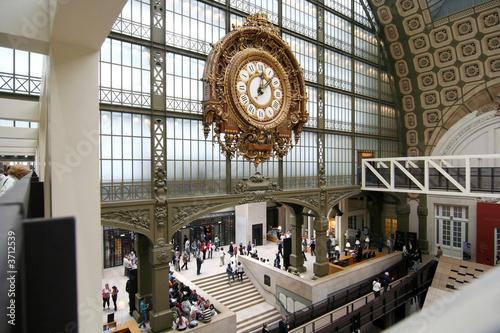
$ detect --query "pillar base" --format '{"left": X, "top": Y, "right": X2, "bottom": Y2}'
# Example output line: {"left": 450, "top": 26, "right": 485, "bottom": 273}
{"left": 313, "top": 261, "right": 329, "bottom": 277}
{"left": 150, "top": 309, "right": 173, "bottom": 332}
{"left": 132, "top": 309, "right": 141, "bottom": 323}
{"left": 288, "top": 254, "right": 306, "bottom": 273}
{"left": 287, "top": 264, "right": 307, "bottom": 273}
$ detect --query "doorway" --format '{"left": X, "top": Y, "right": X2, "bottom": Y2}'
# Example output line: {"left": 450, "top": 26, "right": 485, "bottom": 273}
{"left": 252, "top": 223, "right": 263, "bottom": 246}
{"left": 103, "top": 227, "right": 135, "bottom": 268}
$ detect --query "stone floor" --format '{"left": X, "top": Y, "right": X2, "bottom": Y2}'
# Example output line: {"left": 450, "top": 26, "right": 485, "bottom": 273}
{"left": 102, "top": 241, "right": 396, "bottom": 331}
{"left": 102, "top": 241, "right": 322, "bottom": 331}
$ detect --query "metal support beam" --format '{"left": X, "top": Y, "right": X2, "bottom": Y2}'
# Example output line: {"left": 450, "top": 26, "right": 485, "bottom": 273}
{"left": 361, "top": 154, "right": 500, "bottom": 198}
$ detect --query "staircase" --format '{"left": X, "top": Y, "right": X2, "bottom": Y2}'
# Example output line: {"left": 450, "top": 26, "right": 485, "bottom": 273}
{"left": 192, "top": 272, "right": 282, "bottom": 333}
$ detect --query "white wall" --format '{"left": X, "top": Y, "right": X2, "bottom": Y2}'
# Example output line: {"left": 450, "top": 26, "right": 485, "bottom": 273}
{"left": 235, "top": 202, "right": 267, "bottom": 246}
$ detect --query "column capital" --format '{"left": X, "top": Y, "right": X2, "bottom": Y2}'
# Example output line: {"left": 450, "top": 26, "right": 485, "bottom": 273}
{"left": 314, "top": 217, "right": 328, "bottom": 232}
{"left": 417, "top": 206, "right": 428, "bottom": 216}
{"left": 149, "top": 244, "right": 173, "bottom": 267}
{"left": 395, "top": 204, "right": 411, "bottom": 215}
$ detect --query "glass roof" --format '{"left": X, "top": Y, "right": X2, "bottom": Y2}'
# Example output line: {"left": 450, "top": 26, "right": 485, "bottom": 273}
{"left": 426, "top": 0, "right": 491, "bottom": 20}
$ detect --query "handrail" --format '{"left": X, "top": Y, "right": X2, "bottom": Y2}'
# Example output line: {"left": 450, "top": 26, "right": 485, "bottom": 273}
{"left": 265, "top": 254, "right": 412, "bottom": 332}
{"left": 361, "top": 154, "right": 500, "bottom": 197}
{"left": 295, "top": 260, "right": 438, "bottom": 333}
{"left": 240, "top": 258, "right": 292, "bottom": 319}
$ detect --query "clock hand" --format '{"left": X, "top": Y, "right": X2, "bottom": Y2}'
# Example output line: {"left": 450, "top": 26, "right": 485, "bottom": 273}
{"left": 257, "top": 73, "right": 265, "bottom": 96}
{"left": 262, "top": 78, "right": 271, "bottom": 90}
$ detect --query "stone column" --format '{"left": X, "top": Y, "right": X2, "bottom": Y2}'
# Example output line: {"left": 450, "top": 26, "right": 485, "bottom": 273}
{"left": 289, "top": 207, "right": 306, "bottom": 273}
{"left": 395, "top": 204, "right": 411, "bottom": 233}
{"left": 47, "top": 43, "right": 103, "bottom": 333}
{"left": 134, "top": 234, "right": 152, "bottom": 321}
{"left": 418, "top": 204, "right": 429, "bottom": 253}
{"left": 148, "top": 244, "right": 173, "bottom": 332}
{"left": 313, "top": 217, "right": 329, "bottom": 277}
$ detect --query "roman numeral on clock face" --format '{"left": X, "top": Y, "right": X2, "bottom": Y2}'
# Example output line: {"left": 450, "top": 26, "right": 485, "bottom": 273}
{"left": 240, "top": 94, "right": 249, "bottom": 105}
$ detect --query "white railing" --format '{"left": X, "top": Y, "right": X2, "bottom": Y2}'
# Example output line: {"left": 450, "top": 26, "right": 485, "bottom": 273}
{"left": 361, "top": 154, "right": 500, "bottom": 198}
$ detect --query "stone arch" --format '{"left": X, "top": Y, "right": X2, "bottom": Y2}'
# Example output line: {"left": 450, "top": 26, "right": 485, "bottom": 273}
{"left": 101, "top": 206, "right": 155, "bottom": 244}
{"left": 169, "top": 195, "right": 321, "bottom": 235}
{"left": 427, "top": 82, "right": 500, "bottom": 155}
{"left": 433, "top": 109, "right": 500, "bottom": 156}
{"left": 326, "top": 188, "right": 363, "bottom": 216}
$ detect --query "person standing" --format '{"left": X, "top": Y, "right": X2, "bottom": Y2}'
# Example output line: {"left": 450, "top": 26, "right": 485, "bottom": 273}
{"left": 380, "top": 272, "right": 394, "bottom": 293}
{"left": 214, "top": 234, "right": 219, "bottom": 251}
{"left": 196, "top": 254, "right": 203, "bottom": 275}
{"left": 201, "top": 242, "right": 207, "bottom": 260}
{"left": 111, "top": 286, "right": 119, "bottom": 311}
{"left": 191, "top": 240, "right": 198, "bottom": 257}
{"left": 278, "top": 316, "right": 289, "bottom": 333}
{"left": 372, "top": 278, "right": 381, "bottom": 298}
{"left": 386, "top": 238, "right": 392, "bottom": 254}
{"left": 412, "top": 251, "right": 419, "bottom": 272}
{"left": 228, "top": 242, "right": 234, "bottom": 257}
{"left": 139, "top": 297, "right": 148, "bottom": 328}
{"left": 417, "top": 245, "right": 423, "bottom": 263}
{"left": 278, "top": 240, "right": 283, "bottom": 258}
{"left": 274, "top": 251, "right": 281, "bottom": 268}
{"left": 302, "top": 240, "right": 307, "bottom": 261}
{"left": 226, "top": 263, "right": 234, "bottom": 286}
{"left": 174, "top": 251, "right": 181, "bottom": 272}
{"left": 129, "top": 250, "right": 137, "bottom": 265}
{"left": 208, "top": 240, "right": 214, "bottom": 259}
{"left": 364, "top": 235, "right": 371, "bottom": 250}
{"left": 181, "top": 251, "right": 189, "bottom": 270}
{"left": 435, "top": 246, "right": 443, "bottom": 259}
{"left": 185, "top": 239, "right": 191, "bottom": 261}
{"left": 237, "top": 262, "right": 244, "bottom": 281}
{"left": 378, "top": 237, "right": 383, "bottom": 252}
{"left": 219, "top": 247, "right": 226, "bottom": 267}
{"left": 326, "top": 237, "right": 332, "bottom": 259}
{"left": 247, "top": 241, "right": 252, "bottom": 256}
{"left": 309, "top": 240, "right": 316, "bottom": 256}
{"left": 196, "top": 240, "right": 202, "bottom": 256}
{"left": 102, "top": 283, "right": 111, "bottom": 309}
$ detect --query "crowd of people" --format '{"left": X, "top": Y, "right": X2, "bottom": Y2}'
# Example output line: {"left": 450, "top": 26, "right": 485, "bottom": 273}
{"left": 109, "top": 230, "right": 444, "bottom": 331}
{"left": 169, "top": 273, "right": 218, "bottom": 330}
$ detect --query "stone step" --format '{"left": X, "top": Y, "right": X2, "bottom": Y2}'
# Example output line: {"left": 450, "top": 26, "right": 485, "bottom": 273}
{"left": 236, "top": 310, "right": 282, "bottom": 333}
{"left": 199, "top": 276, "right": 249, "bottom": 289}
{"left": 191, "top": 270, "right": 281, "bottom": 333}
{"left": 194, "top": 274, "right": 248, "bottom": 290}
{"left": 229, "top": 296, "right": 265, "bottom": 312}
{"left": 222, "top": 291, "right": 262, "bottom": 307}
{"left": 210, "top": 282, "right": 255, "bottom": 298}
{"left": 191, "top": 272, "right": 227, "bottom": 285}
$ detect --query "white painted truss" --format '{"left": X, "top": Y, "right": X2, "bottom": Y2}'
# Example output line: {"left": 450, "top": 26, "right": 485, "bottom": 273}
{"left": 361, "top": 154, "right": 500, "bottom": 198}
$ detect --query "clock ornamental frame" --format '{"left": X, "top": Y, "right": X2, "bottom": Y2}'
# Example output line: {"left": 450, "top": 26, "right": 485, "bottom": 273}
{"left": 201, "top": 13, "right": 308, "bottom": 168}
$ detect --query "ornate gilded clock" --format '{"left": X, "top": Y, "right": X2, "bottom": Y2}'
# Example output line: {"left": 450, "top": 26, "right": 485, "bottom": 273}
{"left": 202, "top": 13, "right": 308, "bottom": 167}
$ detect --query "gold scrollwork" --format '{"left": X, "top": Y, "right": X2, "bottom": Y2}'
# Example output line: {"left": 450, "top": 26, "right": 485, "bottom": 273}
{"left": 202, "top": 13, "right": 308, "bottom": 168}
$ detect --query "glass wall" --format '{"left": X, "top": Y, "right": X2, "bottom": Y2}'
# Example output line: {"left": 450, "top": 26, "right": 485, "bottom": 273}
{"left": 0, "top": 47, "right": 43, "bottom": 95}
{"left": 166, "top": 117, "right": 226, "bottom": 196}
{"left": 100, "top": 38, "right": 151, "bottom": 107}
{"left": 99, "top": 0, "right": 400, "bottom": 199}
{"left": 100, "top": 111, "right": 152, "bottom": 201}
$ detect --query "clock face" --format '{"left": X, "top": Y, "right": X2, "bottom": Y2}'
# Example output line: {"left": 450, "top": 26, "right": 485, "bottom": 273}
{"left": 236, "top": 61, "right": 283, "bottom": 122}
{"left": 229, "top": 52, "right": 289, "bottom": 129}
